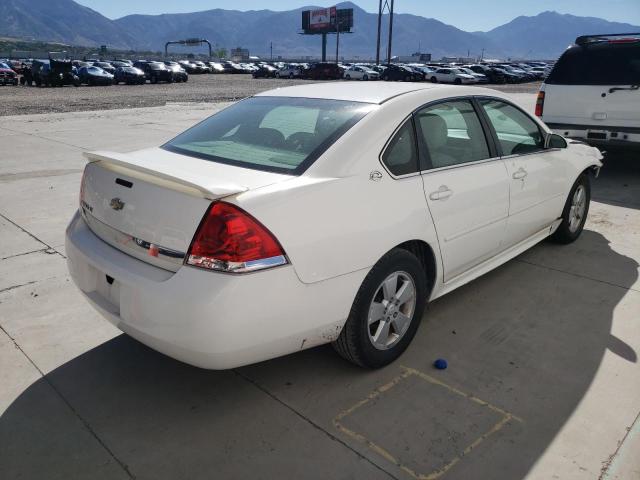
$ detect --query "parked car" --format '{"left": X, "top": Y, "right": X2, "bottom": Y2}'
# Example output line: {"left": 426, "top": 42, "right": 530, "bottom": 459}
{"left": 380, "top": 64, "right": 417, "bottom": 81}
{"left": 252, "top": 65, "right": 278, "bottom": 78}
{"left": 466, "top": 64, "right": 505, "bottom": 84}
{"left": 133, "top": 61, "right": 173, "bottom": 83}
{"left": 27, "top": 59, "right": 80, "bottom": 87}
{"left": 94, "top": 62, "right": 116, "bottom": 75}
{"left": 276, "top": 64, "right": 305, "bottom": 79}
{"left": 492, "top": 67, "right": 522, "bottom": 83}
{"left": 0, "top": 62, "right": 18, "bottom": 85}
{"left": 344, "top": 65, "right": 379, "bottom": 81}
{"left": 164, "top": 62, "right": 189, "bottom": 82}
{"left": 208, "top": 62, "right": 226, "bottom": 73}
{"left": 193, "top": 61, "right": 211, "bottom": 73}
{"left": 540, "top": 33, "right": 640, "bottom": 150}
{"left": 114, "top": 66, "right": 146, "bottom": 85}
{"left": 222, "top": 62, "right": 246, "bottom": 74}
{"left": 457, "top": 67, "right": 489, "bottom": 83}
{"left": 429, "top": 68, "right": 477, "bottom": 84}
{"left": 178, "top": 60, "right": 199, "bottom": 74}
{"left": 77, "top": 66, "right": 114, "bottom": 86}
{"left": 304, "top": 62, "right": 343, "bottom": 80}
{"left": 66, "top": 83, "right": 602, "bottom": 370}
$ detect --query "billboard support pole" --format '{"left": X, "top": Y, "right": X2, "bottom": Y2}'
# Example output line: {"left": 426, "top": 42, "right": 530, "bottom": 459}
{"left": 376, "top": 0, "right": 383, "bottom": 65}
{"left": 386, "top": 0, "right": 394, "bottom": 64}
{"left": 322, "top": 33, "right": 327, "bottom": 62}
{"left": 335, "top": 21, "right": 341, "bottom": 63}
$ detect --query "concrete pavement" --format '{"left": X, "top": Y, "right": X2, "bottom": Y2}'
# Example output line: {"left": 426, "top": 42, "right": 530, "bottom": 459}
{"left": 0, "top": 96, "right": 638, "bottom": 480}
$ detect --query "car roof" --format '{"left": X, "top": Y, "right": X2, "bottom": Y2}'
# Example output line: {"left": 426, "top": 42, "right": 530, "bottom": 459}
{"left": 255, "top": 82, "right": 443, "bottom": 104}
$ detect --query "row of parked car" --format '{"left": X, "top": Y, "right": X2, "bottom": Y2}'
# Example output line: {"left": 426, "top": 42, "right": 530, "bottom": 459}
{"left": 251, "top": 61, "right": 553, "bottom": 84}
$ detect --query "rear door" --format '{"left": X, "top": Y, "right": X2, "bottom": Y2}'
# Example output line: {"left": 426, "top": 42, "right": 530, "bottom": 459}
{"left": 478, "top": 98, "right": 566, "bottom": 246}
{"left": 416, "top": 99, "right": 509, "bottom": 282}
{"left": 542, "top": 39, "right": 640, "bottom": 131}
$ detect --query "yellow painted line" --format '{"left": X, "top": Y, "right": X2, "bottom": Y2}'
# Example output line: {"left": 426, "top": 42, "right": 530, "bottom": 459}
{"left": 332, "top": 366, "right": 524, "bottom": 480}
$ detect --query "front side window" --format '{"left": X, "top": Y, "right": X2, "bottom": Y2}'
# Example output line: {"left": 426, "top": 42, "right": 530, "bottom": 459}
{"left": 381, "top": 120, "right": 418, "bottom": 176}
{"left": 415, "top": 100, "right": 490, "bottom": 169}
{"left": 163, "top": 97, "right": 374, "bottom": 174}
{"left": 479, "top": 99, "right": 544, "bottom": 155}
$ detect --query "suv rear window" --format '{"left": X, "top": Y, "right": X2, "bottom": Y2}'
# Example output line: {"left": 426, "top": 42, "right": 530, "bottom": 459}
{"left": 163, "top": 97, "right": 374, "bottom": 174}
{"left": 547, "top": 42, "right": 640, "bottom": 85}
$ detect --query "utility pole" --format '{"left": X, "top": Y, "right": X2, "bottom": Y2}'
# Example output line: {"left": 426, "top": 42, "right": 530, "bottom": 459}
{"left": 386, "top": 0, "right": 395, "bottom": 64}
{"left": 376, "top": 0, "right": 383, "bottom": 64}
{"left": 335, "top": 18, "right": 342, "bottom": 63}
{"left": 270, "top": 42, "right": 273, "bottom": 60}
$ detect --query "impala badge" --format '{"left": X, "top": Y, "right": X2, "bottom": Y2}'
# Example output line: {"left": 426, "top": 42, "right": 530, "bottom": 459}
{"left": 110, "top": 197, "right": 125, "bottom": 211}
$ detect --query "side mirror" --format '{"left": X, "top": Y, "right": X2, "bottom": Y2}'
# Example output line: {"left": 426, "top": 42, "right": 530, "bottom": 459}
{"left": 546, "top": 133, "right": 567, "bottom": 149}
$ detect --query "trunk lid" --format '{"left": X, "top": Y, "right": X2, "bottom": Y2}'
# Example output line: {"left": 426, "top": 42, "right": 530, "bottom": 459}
{"left": 80, "top": 148, "right": 290, "bottom": 271}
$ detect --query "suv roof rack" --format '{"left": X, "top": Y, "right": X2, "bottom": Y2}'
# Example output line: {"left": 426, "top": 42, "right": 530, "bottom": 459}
{"left": 575, "top": 33, "right": 640, "bottom": 45}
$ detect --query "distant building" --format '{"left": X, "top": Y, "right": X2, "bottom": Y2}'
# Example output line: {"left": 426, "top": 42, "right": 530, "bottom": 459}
{"left": 230, "top": 47, "right": 250, "bottom": 62}
{"left": 440, "top": 56, "right": 475, "bottom": 64}
{"left": 392, "top": 52, "right": 432, "bottom": 63}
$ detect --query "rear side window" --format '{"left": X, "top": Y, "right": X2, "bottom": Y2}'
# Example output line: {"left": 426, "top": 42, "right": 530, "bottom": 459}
{"left": 381, "top": 120, "right": 418, "bottom": 176}
{"left": 547, "top": 42, "right": 640, "bottom": 85}
{"left": 163, "top": 97, "right": 374, "bottom": 175}
{"left": 415, "top": 100, "right": 490, "bottom": 169}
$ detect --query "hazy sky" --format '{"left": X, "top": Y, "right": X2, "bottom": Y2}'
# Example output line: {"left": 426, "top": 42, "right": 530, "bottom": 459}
{"left": 77, "top": 0, "right": 640, "bottom": 30}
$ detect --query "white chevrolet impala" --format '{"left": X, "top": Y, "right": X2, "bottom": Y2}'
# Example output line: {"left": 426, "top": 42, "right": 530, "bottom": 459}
{"left": 66, "top": 83, "right": 602, "bottom": 369}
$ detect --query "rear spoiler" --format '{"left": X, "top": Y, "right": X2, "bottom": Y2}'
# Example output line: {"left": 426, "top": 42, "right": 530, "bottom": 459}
{"left": 84, "top": 151, "right": 248, "bottom": 200}
{"left": 576, "top": 33, "right": 640, "bottom": 45}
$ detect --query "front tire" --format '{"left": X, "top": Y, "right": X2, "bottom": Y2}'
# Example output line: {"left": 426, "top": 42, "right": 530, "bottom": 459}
{"left": 333, "top": 248, "right": 427, "bottom": 368}
{"left": 550, "top": 173, "right": 591, "bottom": 244}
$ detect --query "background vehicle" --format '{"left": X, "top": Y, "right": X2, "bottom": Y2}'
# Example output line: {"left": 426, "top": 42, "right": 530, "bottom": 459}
{"left": 540, "top": 33, "right": 640, "bottom": 150}
{"left": 134, "top": 61, "right": 173, "bottom": 83}
{"left": 380, "top": 64, "right": 416, "bottom": 81}
{"left": 458, "top": 67, "right": 489, "bottom": 83}
{"left": 77, "top": 66, "right": 114, "bottom": 86}
{"left": 208, "top": 62, "right": 226, "bottom": 73}
{"left": 304, "top": 62, "right": 343, "bottom": 80}
{"left": 28, "top": 59, "right": 80, "bottom": 87}
{"left": 0, "top": 62, "right": 18, "bottom": 85}
{"left": 276, "top": 64, "right": 304, "bottom": 78}
{"left": 344, "top": 65, "right": 379, "bottom": 81}
{"left": 164, "top": 62, "right": 188, "bottom": 82}
{"left": 94, "top": 61, "right": 116, "bottom": 74}
{"left": 114, "top": 66, "right": 146, "bottom": 85}
{"left": 252, "top": 65, "right": 278, "bottom": 78}
{"left": 430, "top": 67, "right": 477, "bottom": 84}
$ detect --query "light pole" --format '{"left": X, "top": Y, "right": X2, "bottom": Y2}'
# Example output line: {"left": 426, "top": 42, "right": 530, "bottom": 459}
{"left": 336, "top": 18, "right": 343, "bottom": 63}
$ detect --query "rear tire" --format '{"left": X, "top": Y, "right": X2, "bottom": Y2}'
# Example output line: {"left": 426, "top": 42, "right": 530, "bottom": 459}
{"left": 550, "top": 173, "right": 591, "bottom": 244}
{"left": 333, "top": 248, "right": 427, "bottom": 368}
{"left": 454, "top": 78, "right": 462, "bottom": 85}
{"left": 430, "top": 76, "right": 438, "bottom": 83}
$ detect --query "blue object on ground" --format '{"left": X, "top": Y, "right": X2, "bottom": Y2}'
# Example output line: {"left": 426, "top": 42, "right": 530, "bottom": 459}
{"left": 434, "top": 358, "right": 448, "bottom": 370}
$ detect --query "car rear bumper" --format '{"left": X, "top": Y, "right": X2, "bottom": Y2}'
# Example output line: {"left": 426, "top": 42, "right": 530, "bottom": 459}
{"left": 65, "top": 211, "right": 364, "bottom": 369}
{"left": 546, "top": 122, "right": 640, "bottom": 150}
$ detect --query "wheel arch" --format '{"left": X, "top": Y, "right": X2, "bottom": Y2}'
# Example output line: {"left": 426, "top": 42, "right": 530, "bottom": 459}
{"left": 393, "top": 239, "right": 437, "bottom": 299}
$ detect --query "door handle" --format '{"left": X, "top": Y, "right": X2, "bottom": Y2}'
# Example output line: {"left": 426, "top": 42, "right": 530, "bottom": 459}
{"left": 512, "top": 168, "right": 528, "bottom": 180}
{"left": 429, "top": 185, "right": 453, "bottom": 201}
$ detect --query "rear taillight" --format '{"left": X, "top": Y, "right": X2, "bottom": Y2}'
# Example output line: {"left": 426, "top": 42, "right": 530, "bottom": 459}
{"left": 186, "top": 202, "right": 287, "bottom": 273}
{"left": 535, "top": 91, "right": 545, "bottom": 117}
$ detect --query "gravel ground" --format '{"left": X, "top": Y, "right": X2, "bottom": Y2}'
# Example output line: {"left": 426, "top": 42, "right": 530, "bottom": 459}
{"left": 0, "top": 74, "right": 542, "bottom": 116}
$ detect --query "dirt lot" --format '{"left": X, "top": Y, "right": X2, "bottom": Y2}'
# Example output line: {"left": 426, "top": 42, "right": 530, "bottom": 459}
{"left": 0, "top": 74, "right": 542, "bottom": 116}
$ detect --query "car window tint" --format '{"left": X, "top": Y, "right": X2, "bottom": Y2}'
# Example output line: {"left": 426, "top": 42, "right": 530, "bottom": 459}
{"left": 547, "top": 42, "right": 640, "bottom": 85}
{"left": 381, "top": 120, "right": 418, "bottom": 176}
{"left": 415, "top": 100, "right": 490, "bottom": 169}
{"left": 479, "top": 99, "right": 544, "bottom": 155}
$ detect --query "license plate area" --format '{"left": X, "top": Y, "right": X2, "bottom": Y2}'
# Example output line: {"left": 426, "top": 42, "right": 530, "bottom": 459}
{"left": 95, "top": 272, "right": 121, "bottom": 314}
{"left": 587, "top": 130, "right": 608, "bottom": 140}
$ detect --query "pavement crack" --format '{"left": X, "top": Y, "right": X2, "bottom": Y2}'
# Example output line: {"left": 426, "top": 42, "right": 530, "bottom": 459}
{"left": 233, "top": 370, "right": 400, "bottom": 480}
{"left": 0, "top": 324, "right": 136, "bottom": 479}
{"left": 0, "top": 281, "right": 37, "bottom": 293}
{"left": 0, "top": 212, "right": 66, "bottom": 258}
{"left": 516, "top": 258, "right": 639, "bottom": 293}
{"left": 1, "top": 248, "right": 48, "bottom": 261}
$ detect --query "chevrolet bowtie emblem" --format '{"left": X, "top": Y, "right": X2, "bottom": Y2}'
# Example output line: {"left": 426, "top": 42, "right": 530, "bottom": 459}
{"left": 110, "top": 197, "right": 125, "bottom": 211}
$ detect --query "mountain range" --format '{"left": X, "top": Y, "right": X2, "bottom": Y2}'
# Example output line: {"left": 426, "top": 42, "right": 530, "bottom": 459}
{"left": 1, "top": 0, "right": 639, "bottom": 59}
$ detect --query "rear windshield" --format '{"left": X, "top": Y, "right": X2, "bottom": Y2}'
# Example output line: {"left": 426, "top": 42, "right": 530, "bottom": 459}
{"left": 547, "top": 42, "right": 640, "bottom": 85}
{"left": 163, "top": 96, "right": 374, "bottom": 174}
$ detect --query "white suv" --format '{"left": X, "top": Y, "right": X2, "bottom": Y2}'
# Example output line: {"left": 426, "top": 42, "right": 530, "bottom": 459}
{"left": 538, "top": 33, "right": 640, "bottom": 150}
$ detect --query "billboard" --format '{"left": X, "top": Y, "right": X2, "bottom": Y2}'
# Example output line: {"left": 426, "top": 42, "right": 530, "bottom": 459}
{"left": 302, "top": 7, "right": 353, "bottom": 34}
{"left": 309, "top": 7, "right": 336, "bottom": 31}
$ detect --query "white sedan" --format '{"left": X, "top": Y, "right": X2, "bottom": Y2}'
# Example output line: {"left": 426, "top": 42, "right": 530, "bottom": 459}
{"left": 429, "top": 67, "right": 477, "bottom": 84}
{"left": 344, "top": 66, "right": 379, "bottom": 80}
{"left": 66, "top": 83, "right": 602, "bottom": 369}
